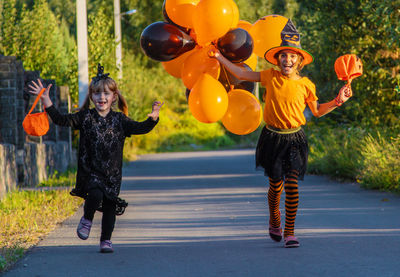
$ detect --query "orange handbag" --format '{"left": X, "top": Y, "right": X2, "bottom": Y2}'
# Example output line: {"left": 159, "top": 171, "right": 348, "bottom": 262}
{"left": 334, "top": 54, "right": 363, "bottom": 84}
{"left": 22, "top": 88, "right": 49, "bottom": 136}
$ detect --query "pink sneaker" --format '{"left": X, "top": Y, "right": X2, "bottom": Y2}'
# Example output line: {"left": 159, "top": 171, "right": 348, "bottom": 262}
{"left": 77, "top": 216, "right": 92, "bottom": 240}
{"left": 100, "top": 240, "right": 114, "bottom": 253}
{"left": 269, "top": 225, "right": 282, "bottom": 242}
{"left": 284, "top": 236, "right": 300, "bottom": 248}
{"left": 269, "top": 211, "right": 282, "bottom": 242}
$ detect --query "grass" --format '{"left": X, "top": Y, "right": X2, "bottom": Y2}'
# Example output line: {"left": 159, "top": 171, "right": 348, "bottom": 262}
{"left": 359, "top": 133, "right": 400, "bottom": 191}
{"left": 306, "top": 123, "right": 400, "bottom": 192}
{"left": 0, "top": 171, "right": 83, "bottom": 273}
{"left": 37, "top": 168, "right": 77, "bottom": 188}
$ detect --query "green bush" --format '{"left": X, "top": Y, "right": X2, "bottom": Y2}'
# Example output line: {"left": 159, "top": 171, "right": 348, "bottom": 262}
{"left": 306, "top": 124, "right": 364, "bottom": 180}
{"left": 37, "top": 168, "right": 76, "bottom": 188}
{"left": 359, "top": 133, "right": 400, "bottom": 192}
{"left": 306, "top": 123, "right": 400, "bottom": 192}
{"left": 123, "top": 108, "right": 237, "bottom": 160}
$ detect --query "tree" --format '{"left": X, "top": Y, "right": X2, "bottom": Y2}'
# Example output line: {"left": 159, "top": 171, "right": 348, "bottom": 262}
{"left": 294, "top": 0, "right": 400, "bottom": 127}
{"left": 0, "top": 0, "right": 20, "bottom": 56}
{"left": 1, "top": 0, "right": 78, "bottom": 101}
{"left": 87, "top": 6, "right": 117, "bottom": 79}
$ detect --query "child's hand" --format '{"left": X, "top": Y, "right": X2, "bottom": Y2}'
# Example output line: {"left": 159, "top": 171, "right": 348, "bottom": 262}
{"left": 28, "top": 79, "right": 53, "bottom": 107}
{"left": 147, "top": 101, "right": 164, "bottom": 121}
{"left": 335, "top": 84, "right": 352, "bottom": 106}
{"left": 208, "top": 46, "right": 221, "bottom": 59}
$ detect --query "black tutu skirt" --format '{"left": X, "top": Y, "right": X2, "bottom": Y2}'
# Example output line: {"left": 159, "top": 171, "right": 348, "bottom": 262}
{"left": 255, "top": 127, "right": 309, "bottom": 180}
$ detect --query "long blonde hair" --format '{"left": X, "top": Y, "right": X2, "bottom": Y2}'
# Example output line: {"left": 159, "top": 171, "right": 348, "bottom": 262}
{"left": 80, "top": 77, "right": 129, "bottom": 116}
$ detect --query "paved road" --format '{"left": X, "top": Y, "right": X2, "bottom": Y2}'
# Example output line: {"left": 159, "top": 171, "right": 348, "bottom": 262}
{"left": 3, "top": 150, "right": 400, "bottom": 277}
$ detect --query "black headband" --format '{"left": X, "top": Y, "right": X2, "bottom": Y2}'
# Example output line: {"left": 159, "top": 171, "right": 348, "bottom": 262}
{"left": 92, "top": 63, "right": 110, "bottom": 83}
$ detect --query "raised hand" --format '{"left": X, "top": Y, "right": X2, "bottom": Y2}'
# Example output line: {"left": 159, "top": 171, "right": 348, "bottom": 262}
{"left": 335, "top": 84, "right": 352, "bottom": 106}
{"left": 28, "top": 79, "right": 53, "bottom": 107}
{"left": 147, "top": 101, "right": 164, "bottom": 120}
{"left": 207, "top": 46, "right": 221, "bottom": 59}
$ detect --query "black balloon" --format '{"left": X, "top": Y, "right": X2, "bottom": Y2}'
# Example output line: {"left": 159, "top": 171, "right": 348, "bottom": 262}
{"left": 218, "top": 63, "right": 255, "bottom": 93}
{"left": 140, "top": 21, "right": 196, "bottom": 62}
{"left": 217, "top": 28, "right": 253, "bottom": 63}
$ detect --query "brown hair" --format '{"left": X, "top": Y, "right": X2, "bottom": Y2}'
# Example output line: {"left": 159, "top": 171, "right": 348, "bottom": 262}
{"left": 80, "top": 77, "right": 129, "bottom": 115}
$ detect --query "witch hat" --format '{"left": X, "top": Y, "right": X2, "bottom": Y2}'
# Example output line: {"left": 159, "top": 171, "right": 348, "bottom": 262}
{"left": 264, "top": 19, "right": 313, "bottom": 66}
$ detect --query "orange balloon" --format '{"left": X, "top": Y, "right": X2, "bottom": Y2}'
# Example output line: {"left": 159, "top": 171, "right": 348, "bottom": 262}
{"left": 192, "top": 0, "right": 236, "bottom": 46}
{"left": 189, "top": 29, "right": 197, "bottom": 41}
{"left": 249, "top": 15, "right": 288, "bottom": 58}
{"left": 222, "top": 89, "right": 263, "bottom": 135}
{"left": 162, "top": 48, "right": 195, "bottom": 78}
{"left": 243, "top": 53, "right": 258, "bottom": 71}
{"left": 181, "top": 46, "right": 220, "bottom": 89}
{"left": 188, "top": 73, "right": 228, "bottom": 123}
{"left": 236, "top": 20, "right": 252, "bottom": 32}
{"left": 229, "top": 0, "right": 240, "bottom": 29}
{"left": 165, "top": 0, "right": 200, "bottom": 29}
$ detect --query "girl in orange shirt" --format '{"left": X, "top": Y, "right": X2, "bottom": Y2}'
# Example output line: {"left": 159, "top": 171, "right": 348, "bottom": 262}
{"left": 209, "top": 20, "right": 351, "bottom": 248}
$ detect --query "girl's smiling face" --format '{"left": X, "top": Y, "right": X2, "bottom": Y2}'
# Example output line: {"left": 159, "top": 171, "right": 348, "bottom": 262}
{"left": 277, "top": 50, "right": 303, "bottom": 78}
{"left": 91, "top": 85, "right": 116, "bottom": 117}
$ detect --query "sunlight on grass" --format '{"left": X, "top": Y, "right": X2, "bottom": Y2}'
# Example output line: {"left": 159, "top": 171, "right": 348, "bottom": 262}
{"left": 0, "top": 189, "right": 83, "bottom": 272}
{"left": 306, "top": 125, "right": 400, "bottom": 191}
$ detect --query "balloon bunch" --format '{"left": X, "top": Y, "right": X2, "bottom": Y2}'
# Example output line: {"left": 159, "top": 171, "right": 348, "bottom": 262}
{"left": 140, "top": 0, "right": 288, "bottom": 135}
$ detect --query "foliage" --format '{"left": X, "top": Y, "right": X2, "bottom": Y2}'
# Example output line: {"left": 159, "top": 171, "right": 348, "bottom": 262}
{"left": 294, "top": 0, "right": 400, "bottom": 128}
{"left": 271, "top": 0, "right": 299, "bottom": 19}
{"left": 235, "top": 0, "right": 273, "bottom": 23}
{"left": 306, "top": 124, "right": 365, "bottom": 180}
{"left": 37, "top": 168, "right": 77, "bottom": 187}
{"left": 87, "top": 6, "right": 117, "bottom": 78}
{"left": 117, "top": 52, "right": 187, "bottom": 119}
{"left": 124, "top": 107, "right": 235, "bottom": 160}
{"left": 307, "top": 123, "right": 400, "bottom": 192}
{"left": 0, "top": 0, "right": 19, "bottom": 56}
{"left": 359, "top": 133, "right": 400, "bottom": 191}
{"left": 0, "top": 0, "right": 79, "bottom": 100}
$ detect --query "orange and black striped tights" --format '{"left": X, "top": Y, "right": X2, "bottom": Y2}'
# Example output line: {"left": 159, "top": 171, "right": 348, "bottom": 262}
{"left": 267, "top": 170, "right": 299, "bottom": 237}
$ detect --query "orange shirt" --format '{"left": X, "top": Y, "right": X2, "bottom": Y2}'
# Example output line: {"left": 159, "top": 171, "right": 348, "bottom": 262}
{"left": 260, "top": 68, "right": 318, "bottom": 129}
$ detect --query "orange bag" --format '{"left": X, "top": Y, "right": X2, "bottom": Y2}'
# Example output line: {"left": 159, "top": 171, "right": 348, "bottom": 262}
{"left": 22, "top": 88, "right": 49, "bottom": 136}
{"left": 334, "top": 54, "right": 363, "bottom": 84}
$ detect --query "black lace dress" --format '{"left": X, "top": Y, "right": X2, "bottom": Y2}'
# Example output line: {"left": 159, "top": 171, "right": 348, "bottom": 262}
{"left": 46, "top": 106, "right": 158, "bottom": 212}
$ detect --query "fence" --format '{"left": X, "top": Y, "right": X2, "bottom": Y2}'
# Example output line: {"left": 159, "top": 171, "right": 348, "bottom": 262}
{"left": 0, "top": 54, "right": 75, "bottom": 200}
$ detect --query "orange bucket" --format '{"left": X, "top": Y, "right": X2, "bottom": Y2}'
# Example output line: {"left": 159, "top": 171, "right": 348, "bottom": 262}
{"left": 22, "top": 88, "right": 49, "bottom": 136}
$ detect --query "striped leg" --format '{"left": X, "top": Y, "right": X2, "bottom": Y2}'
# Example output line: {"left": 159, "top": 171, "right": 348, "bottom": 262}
{"left": 268, "top": 177, "right": 283, "bottom": 228}
{"left": 283, "top": 171, "right": 299, "bottom": 238}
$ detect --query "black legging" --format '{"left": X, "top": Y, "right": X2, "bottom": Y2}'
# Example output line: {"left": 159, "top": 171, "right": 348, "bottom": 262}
{"left": 83, "top": 188, "right": 116, "bottom": 241}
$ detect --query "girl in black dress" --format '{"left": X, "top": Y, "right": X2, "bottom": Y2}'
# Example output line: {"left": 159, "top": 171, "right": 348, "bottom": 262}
{"left": 29, "top": 65, "right": 163, "bottom": 253}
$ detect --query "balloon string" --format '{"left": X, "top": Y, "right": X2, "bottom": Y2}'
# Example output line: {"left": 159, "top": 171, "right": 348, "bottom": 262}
{"left": 221, "top": 65, "right": 232, "bottom": 90}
